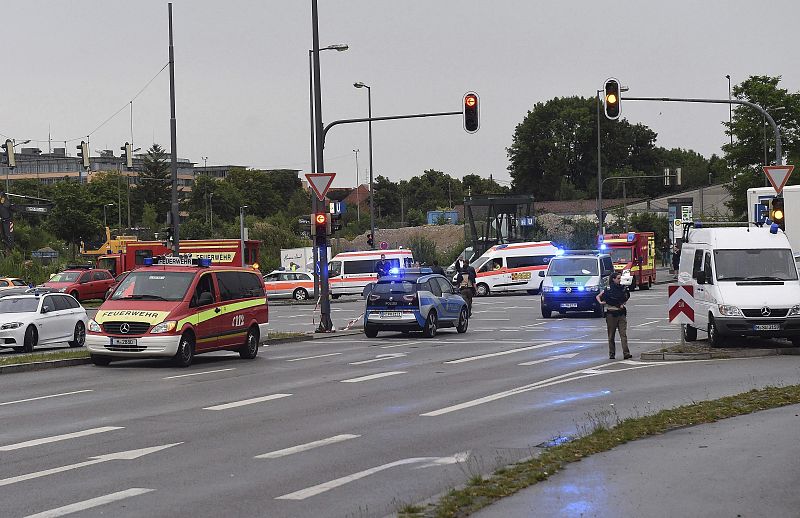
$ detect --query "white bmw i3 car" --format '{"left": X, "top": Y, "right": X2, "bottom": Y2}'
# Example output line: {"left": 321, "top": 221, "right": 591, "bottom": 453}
{"left": 0, "top": 293, "right": 88, "bottom": 353}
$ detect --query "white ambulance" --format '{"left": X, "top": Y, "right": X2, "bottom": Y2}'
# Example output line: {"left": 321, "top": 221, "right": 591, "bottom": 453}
{"left": 328, "top": 249, "right": 414, "bottom": 297}
{"left": 469, "top": 241, "right": 560, "bottom": 296}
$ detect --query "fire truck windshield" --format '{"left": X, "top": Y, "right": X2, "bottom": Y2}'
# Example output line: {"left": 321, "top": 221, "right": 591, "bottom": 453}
{"left": 608, "top": 248, "right": 633, "bottom": 263}
{"left": 110, "top": 271, "right": 195, "bottom": 301}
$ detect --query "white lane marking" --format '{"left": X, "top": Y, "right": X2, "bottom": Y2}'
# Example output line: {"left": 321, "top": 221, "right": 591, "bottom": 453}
{"left": 0, "top": 443, "right": 181, "bottom": 487}
{"left": 422, "top": 358, "right": 731, "bottom": 417}
{"left": 480, "top": 318, "right": 512, "bottom": 321}
{"left": 349, "top": 353, "right": 407, "bottom": 365}
{"left": 0, "top": 390, "right": 93, "bottom": 407}
{"left": 203, "top": 394, "right": 292, "bottom": 410}
{"left": 276, "top": 452, "right": 469, "bottom": 500}
{"left": 340, "top": 371, "right": 406, "bottom": 383}
{"left": 163, "top": 368, "right": 236, "bottom": 379}
{"left": 0, "top": 426, "right": 123, "bottom": 452}
{"left": 636, "top": 304, "right": 665, "bottom": 307}
{"left": 255, "top": 434, "right": 360, "bottom": 459}
{"left": 286, "top": 353, "right": 342, "bottom": 362}
{"left": 521, "top": 322, "right": 548, "bottom": 328}
{"left": 380, "top": 341, "right": 424, "bottom": 349}
{"left": 518, "top": 353, "right": 579, "bottom": 366}
{"left": 24, "top": 488, "right": 155, "bottom": 518}
{"left": 444, "top": 341, "right": 565, "bottom": 364}
{"left": 634, "top": 320, "right": 661, "bottom": 327}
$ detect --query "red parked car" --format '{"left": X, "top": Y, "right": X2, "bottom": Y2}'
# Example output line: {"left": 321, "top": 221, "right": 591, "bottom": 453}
{"left": 41, "top": 268, "right": 116, "bottom": 302}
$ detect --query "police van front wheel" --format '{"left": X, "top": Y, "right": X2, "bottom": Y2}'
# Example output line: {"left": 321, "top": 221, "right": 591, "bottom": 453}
{"left": 172, "top": 334, "right": 195, "bottom": 367}
{"left": 456, "top": 307, "right": 469, "bottom": 333}
{"left": 475, "top": 283, "right": 489, "bottom": 297}
{"left": 541, "top": 305, "right": 552, "bottom": 318}
{"left": 239, "top": 327, "right": 259, "bottom": 359}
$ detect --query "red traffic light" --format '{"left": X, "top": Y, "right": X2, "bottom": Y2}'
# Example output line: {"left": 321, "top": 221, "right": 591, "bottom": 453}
{"left": 315, "top": 213, "right": 328, "bottom": 225}
{"left": 463, "top": 91, "right": 480, "bottom": 133}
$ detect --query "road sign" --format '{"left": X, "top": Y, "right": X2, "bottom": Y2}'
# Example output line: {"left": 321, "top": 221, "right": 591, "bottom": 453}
{"left": 681, "top": 206, "right": 692, "bottom": 221}
{"left": 673, "top": 218, "right": 682, "bottom": 229}
{"left": 380, "top": 241, "right": 388, "bottom": 250}
{"left": 305, "top": 173, "right": 336, "bottom": 201}
{"left": 763, "top": 165, "right": 795, "bottom": 195}
{"left": 668, "top": 284, "right": 694, "bottom": 324}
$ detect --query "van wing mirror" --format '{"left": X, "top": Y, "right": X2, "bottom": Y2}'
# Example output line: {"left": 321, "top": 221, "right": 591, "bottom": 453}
{"left": 538, "top": 271, "right": 545, "bottom": 278}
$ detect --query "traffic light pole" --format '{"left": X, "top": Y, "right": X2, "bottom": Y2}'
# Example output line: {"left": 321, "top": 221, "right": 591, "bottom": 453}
{"left": 624, "top": 97, "right": 783, "bottom": 165}
{"left": 311, "top": 0, "right": 333, "bottom": 332}
{"left": 167, "top": 3, "right": 180, "bottom": 256}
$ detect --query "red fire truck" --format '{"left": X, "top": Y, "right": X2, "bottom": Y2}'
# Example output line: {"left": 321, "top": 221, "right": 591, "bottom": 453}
{"left": 600, "top": 232, "right": 656, "bottom": 290}
{"left": 95, "top": 239, "right": 260, "bottom": 276}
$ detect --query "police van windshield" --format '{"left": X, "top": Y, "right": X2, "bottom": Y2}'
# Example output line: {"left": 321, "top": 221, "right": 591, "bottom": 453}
{"left": 608, "top": 248, "right": 633, "bottom": 263}
{"left": 110, "top": 271, "right": 196, "bottom": 301}
{"left": 714, "top": 249, "right": 798, "bottom": 281}
{"left": 373, "top": 280, "right": 416, "bottom": 294}
{"left": 548, "top": 258, "right": 599, "bottom": 276}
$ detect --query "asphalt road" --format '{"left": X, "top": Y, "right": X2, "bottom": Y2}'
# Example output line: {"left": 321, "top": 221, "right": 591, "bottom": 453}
{"left": 2, "top": 285, "right": 800, "bottom": 517}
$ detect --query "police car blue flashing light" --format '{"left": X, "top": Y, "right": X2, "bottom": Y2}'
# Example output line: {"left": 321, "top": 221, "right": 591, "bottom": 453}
{"left": 419, "top": 267, "right": 432, "bottom": 274}
{"left": 553, "top": 286, "right": 561, "bottom": 292}
{"left": 389, "top": 267, "right": 400, "bottom": 275}
{"left": 770, "top": 222, "right": 780, "bottom": 234}
{"left": 577, "top": 286, "right": 585, "bottom": 292}
{"left": 599, "top": 243, "right": 607, "bottom": 250}
{"left": 555, "top": 249, "right": 565, "bottom": 256}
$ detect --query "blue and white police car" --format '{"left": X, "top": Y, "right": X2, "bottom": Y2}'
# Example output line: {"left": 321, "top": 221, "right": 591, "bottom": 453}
{"left": 364, "top": 268, "right": 469, "bottom": 338}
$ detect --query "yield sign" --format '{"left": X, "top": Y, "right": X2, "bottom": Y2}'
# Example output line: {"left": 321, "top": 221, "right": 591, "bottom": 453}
{"left": 668, "top": 284, "right": 694, "bottom": 324}
{"left": 305, "top": 173, "right": 336, "bottom": 201}
{"left": 763, "top": 165, "right": 794, "bottom": 195}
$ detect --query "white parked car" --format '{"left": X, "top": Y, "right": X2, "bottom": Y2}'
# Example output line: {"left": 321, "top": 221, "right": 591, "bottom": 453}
{"left": 0, "top": 294, "right": 88, "bottom": 353}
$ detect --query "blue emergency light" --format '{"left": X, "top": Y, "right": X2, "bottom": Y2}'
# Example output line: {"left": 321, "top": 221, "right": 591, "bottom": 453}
{"left": 770, "top": 222, "right": 780, "bottom": 234}
{"left": 555, "top": 249, "right": 565, "bottom": 256}
{"left": 198, "top": 258, "right": 212, "bottom": 267}
{"left": 599, "top": 243, "right": 607, "bottom": 250}
{"left": 627, "top": 232, "right": 635, "bottom": 242}
{"left": 143, "top": 257, "right": 154, "bottom": 266}
{"left": 389, "top": 267, "right": 400, "bottom": 275}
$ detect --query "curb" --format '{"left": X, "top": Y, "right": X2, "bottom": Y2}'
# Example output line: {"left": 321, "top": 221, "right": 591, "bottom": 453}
{"left": 0, "top": 357, "right": 92, "bottom": 375}
{"left": 641, "top": 347, "right": 800, "bottom": 361}
{"left": 1, "top": 329, "right": 366, "bottom": 374}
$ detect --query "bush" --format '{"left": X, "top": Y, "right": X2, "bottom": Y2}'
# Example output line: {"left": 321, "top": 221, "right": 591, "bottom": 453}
{"left": 405, "top": 235, "right": 437, "bottom": 266}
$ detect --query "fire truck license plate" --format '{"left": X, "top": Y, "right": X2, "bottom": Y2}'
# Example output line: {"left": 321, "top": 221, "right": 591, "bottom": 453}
{"left": 111, "top": 338, "right": 137, "bottom": 346}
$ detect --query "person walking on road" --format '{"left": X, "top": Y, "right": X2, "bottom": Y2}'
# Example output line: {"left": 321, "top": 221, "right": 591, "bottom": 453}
{"left": 596, "top": 271, "right": 631, "bottom": 360}
{"left": 455, "top": 258, "right": 477, "bottom": 316}
{"left": 660, "top": 238, "right": 670, "bottom": 268}
{"left": 430, "top": 260, "right": 445, "bottom": 275}
{"left": 375, "top": 254, "right": 391, "bottom": 278}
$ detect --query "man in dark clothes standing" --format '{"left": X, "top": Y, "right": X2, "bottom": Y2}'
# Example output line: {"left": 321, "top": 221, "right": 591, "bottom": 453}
{"left": 596, "top": 271, "right": 631, "bottom": 360}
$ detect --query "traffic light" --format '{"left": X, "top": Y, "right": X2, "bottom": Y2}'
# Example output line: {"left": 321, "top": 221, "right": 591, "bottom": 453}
{"left": 2, "top": 139, "right": 15, "bottom": 168}
{"left": 120, "top": 142, "right": 133, "bottom": 169}
{"left": 367, "top": 233, "right": 374, "bottom": 248}
{"left": 331, "top": 212, "right": 343, "bottom": 234}
{"left": 604, "top": 78, "right": 621, "bottom": 120}
{"left": 311, "top": 212, "right": 330, "bottom": 237}
{"left": 463, "top": 92, "right": 480, "bottom": 133}
{"left": 77, "top": 141, "right": 90, "bottom": 168}
{"left": 771, "top": 197, "right": 785, "bottom": 231}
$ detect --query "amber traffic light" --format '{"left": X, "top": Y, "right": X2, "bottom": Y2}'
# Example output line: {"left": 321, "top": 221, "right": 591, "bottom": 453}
{"left": 604, "top": 78, "right": 621, "bottom": 120}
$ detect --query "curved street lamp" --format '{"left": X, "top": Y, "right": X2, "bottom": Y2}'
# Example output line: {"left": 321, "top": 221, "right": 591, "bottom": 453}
{"left": 353, "top": 82, "right": 375, "bottom": 248}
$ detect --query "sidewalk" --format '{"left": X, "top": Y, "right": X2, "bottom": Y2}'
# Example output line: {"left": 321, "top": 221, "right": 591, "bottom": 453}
{"left": 472, "top": 404, "right": 800, "bottom": 518}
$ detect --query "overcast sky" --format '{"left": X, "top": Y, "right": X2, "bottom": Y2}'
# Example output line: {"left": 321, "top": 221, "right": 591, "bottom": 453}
{"left": 4, "top": 1, "right": 798, "bottom": 188}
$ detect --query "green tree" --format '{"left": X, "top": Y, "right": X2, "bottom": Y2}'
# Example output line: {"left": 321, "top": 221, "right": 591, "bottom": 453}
{"left": 47, "top": 181, "right": 102, "bottom": 257}
{"left": 507, "top": 96, "right": 659, "bottom": 199}
{"left": 141, "top": 203, "right": 158, "bottom": 239}
{"left": 132, "top": 144, "right": 171, "bottom": 224}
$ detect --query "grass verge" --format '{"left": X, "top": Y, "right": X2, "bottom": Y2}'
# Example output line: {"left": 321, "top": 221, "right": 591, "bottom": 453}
{"left": 0, "top": 350, "right": 89, "bottom": 367}
{"left": 401, "top": 384, "right": 800, "bottom": 518}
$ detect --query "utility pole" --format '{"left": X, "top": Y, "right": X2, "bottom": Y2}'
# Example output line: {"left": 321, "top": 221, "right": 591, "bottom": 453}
{"left": 167, "top": 3, "right": 180, "bottom": 256}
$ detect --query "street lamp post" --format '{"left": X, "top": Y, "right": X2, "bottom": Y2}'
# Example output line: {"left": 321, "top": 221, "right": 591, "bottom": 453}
{"left": 209, "top": 192, "right": 214, "bottom": 235}
{"left": 308, "top": 42, "right": 348, "bottom": 298}
{"left": 353, "top": 81, "right": 374, "bottom": 248}
{"left": 353, "top": 148, "right": 360, "bottom": 221}
{"left": 239, "top": 205, "right": 248, "bottom": 267}
{"left": 726, "top": 74, "right": 733, "bottom": 146}
{"left": 201, "top": 156, "right": 208, "bottom": 224}
{"left": 103, "top": 203, "right": 115, "bottom": 229}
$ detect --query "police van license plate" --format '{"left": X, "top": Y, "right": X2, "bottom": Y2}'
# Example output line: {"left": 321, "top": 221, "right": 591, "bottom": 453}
{"left": 560, "top": 303, "right": 578, "bottom": 308}
{"left": 381, "top": 311, "right": 402, "bottom": 318}
{"left": 111, "top": 338, "right": 137, "bottom": 346}
{"left": 753, "top": 324, "right": 780, "bottom": 331}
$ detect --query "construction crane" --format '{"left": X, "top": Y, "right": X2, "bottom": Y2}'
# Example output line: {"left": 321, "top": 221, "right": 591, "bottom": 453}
{"left": 0, "top": 191, "right": 54, "bottom": 251}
